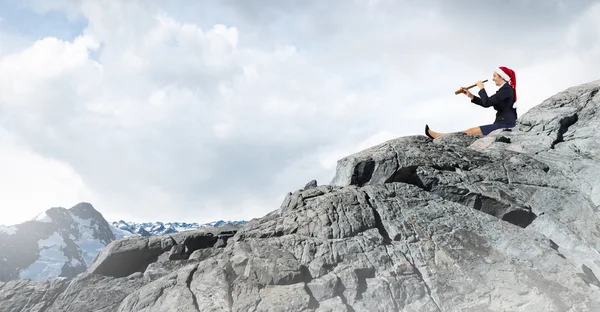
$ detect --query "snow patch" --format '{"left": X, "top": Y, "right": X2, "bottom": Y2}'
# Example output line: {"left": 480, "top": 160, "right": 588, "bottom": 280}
{"left": 0, "top": 225, "right": 18, "bottom": 235}
{"left": 174, "top": 226, "right": 195, "bottom": 232}
{"left": 110, "top": 224, "right": 138, "bottom": 240}
{"left": 34, "top": 212, "right": 52, "bottom": 223}
{"left": 70, "top": 257, "right": 84, "bottom": 267}
{"left": 70, "top": 214, "right": 106, "bottom": 266}
{"left": 19, "top": 233, "right": 68, "bottom": 281}
{"left": 71, "top": 214, "right": 92, "bottom": 228}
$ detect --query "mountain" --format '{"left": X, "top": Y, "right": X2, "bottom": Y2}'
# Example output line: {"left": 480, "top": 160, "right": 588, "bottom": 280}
{"left": 111, "top": 220, "right": 246, "bottom": 236}
{"left": 0, "top": 204, "right": 245, "bottom": 283}
{"left": 0, "top": 202, "right": 133, "bottom": 282}
{"left": 2, "top": 79, "right": 600, "bottom": 311}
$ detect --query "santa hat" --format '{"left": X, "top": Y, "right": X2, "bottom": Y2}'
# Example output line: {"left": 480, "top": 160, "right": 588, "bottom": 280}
{"left": 494, "top": 66, "right": 517, "bottom": 102}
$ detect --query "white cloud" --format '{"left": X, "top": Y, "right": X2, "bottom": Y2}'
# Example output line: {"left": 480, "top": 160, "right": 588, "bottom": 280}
{"left": 23, "top": 0, "right": 84, "bottom": 20}
{"left": 0, "top": 0, "right": 599, "bottom": 225}
{"left": 0, "top": 128, "right": 96, "bottom": 225}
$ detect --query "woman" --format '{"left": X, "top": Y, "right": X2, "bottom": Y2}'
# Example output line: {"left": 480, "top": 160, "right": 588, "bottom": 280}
{"left": 425, "top": 66, "right": 518, "bottom": 139}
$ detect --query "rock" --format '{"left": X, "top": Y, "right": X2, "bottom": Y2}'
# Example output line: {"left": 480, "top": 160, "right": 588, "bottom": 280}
{"left": 0, "top": 278, "right": 68, "bottom": 312}
{"left": 3, "top": 79, "right": 600, "bottom": 311}
{"left": 307, "top": 271, "right": 340, "bottom": 302}
{"left": 189, "top": 248, "right": 220, "bottom": 261}
{"left": 87, "top": 228, "right": 231, "bottom": 277}
{"left": 156, "top": 250, "right": 172, "bottom": 263}
{"left": 327, "top": 133, "right": 539, "bottom": 228}
{"left": 305, "top": 179, "right": 318, "bottom": 190}
{"left": 117, "top": 263, "right": 202, "bottom": 312}
{"left": 315, "top": 297, "right": 349, "bottom": 312}
{"left": 215, "top": 231, "right": 236, "bottom": 249}
{"left": 232, "top": 182, "right": 600, "bottom": 311}
{"left": 255, "top": 283, "right": 314, "bottom": 311}
{"left": 471, "top": 80, "right": 600, "bottom": 286}
{"left": 47, "top": 273, "right": 148, "bottom": 312}
{"left": 432, "top": 131, "right": 481, "bottom": 147}
{"left": 87, "top": 235, "right": 167, "bottom": 278}
{"left": 330, "top": 135, "right": 493, "bottom": 188}
{"left": 278, "top": 185, "right": 340, "bottom": 215}
{"left": 214, "top": 237, "right": 227, "bottom": 248}
{"left": 144, "top": 258, "right": 200, "bottom": 281}
{"left": 169, "top": 244, "right": 189, "bottom": 260}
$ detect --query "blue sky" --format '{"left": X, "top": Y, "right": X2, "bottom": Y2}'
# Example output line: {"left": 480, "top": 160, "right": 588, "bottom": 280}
{"left": 0, "top": 0, "right": 85, "bottom": 51}
{"left": 1, "top": 0, "right": 600, "bottom": 225}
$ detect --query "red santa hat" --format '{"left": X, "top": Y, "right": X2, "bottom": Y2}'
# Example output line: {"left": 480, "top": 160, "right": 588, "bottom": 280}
{"left": 495, "top": 66, "right": 517, "bottom": 102}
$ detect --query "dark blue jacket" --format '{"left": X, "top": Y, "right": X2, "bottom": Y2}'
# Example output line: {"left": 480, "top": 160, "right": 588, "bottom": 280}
{"left": 471, "top": 82, "right": 517, "bottom": 125}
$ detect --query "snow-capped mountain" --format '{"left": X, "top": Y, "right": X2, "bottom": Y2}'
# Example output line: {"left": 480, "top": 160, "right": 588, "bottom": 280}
{"left": 111, "top": 220, "right": 246, "bottom": 236}
{"left": 0, "top": 202, "right": 246, "bottom": 283}
{"left": 0, "top": 202, "right": 136, "bottom": 282}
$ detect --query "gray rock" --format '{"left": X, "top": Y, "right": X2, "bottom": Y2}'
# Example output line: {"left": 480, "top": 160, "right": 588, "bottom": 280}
{"left": 3, "top": 79, "right": 600, "bottom": 311}
{"left": 188, "top": 248, "right": 220, "bottom": 262}
{"left": 307, "top": 271, "right": 340, "bottom": 302}
{"left": 169, "top": 244, "right": 189, "bottom": 260}
{"left": 305, "top": 179, "right": 319, "bottom": 190}
{"left": 432, "top": 131, "right": 481, "bottom": 147}
{"left": 87, "top": 235, "right": 167, "bottom": 278}
{"left": 214, "top": 237, "right": 227, "bottom": 248}
{"left": 469, "top": 80, "right": 600, "bottom": 288}
{"left": 47, "top": 273, "right": 148, "bottom": 312}
{"left": 255, "top": 283, "right": 314, "bottom": 311}
{"left": 0, "top": 278, "right": 68, "bottom": 312}
{"left": 144, "top": 258, "right": 200, "bottom": 281}
{"left": 330, "top": 135, "right": 493, "bottom": 188}
{"left": 315, "top": 297, "right": 349, "bottom": 312}
{"left": 117, "top": 263, "right": 202, "bottom": 312}
{"left": 88, "top": 228, "right": 229, "bottom": 277}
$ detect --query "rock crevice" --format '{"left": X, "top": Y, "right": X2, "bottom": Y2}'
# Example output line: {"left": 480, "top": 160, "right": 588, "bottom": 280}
{"left": 551, "top": 113, "right": 579, "bottom": 149}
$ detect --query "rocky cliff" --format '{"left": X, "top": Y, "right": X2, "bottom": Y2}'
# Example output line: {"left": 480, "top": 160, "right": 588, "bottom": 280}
{"left": 2, "top": 80, "right": 600, "bottom": 311}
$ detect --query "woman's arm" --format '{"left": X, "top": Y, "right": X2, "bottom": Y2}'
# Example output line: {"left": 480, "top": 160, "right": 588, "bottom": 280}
{"left": 462, "top": 88, "right": 484, "bottom": 106}
{"left": 476, "top": 87, "right": 512, "bottom": 108}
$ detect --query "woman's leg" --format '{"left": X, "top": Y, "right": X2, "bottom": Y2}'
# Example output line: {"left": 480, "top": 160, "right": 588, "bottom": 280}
{"left": 461, "top": 126, "right": 483, "bottom": 135}
{"left": 425, "top": 125, "right": 444, "bottom": 139}
{"left": 426, "top": 123, "right": 515, "bottom": 139}
{"left": 426, "top": 125, "right": 483, "bottom": 139}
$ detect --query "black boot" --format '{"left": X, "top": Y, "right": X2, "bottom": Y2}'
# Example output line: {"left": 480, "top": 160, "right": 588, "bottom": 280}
{"left": 425, "top": 124, "right": 434, "bottom": 139}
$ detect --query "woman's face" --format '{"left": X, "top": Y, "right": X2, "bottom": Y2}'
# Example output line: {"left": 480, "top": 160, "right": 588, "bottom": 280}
{"left": 492, "top": 72, "right": 505, "bottom": 86}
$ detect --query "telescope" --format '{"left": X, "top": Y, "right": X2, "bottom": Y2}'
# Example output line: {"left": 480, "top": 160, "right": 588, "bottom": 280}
{"left": 455, "top": 79, "right": 488, "bottom": 95}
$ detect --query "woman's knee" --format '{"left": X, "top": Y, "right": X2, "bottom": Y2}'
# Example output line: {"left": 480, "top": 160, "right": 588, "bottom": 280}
{"left": 465, "top": 127, "right": 483, "bottom": 135}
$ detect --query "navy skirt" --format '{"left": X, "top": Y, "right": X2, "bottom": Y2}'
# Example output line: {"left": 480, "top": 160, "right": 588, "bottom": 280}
{"left": 480, "top": 123, "right": 515, "bottom": 135}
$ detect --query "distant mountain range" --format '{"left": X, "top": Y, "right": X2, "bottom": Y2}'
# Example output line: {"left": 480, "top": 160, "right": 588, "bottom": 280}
{"left": 0, "top": 203, "right": 245, "bottom": 282}
{"left": 110, "top": 220, "right": 246, "bottom": 236}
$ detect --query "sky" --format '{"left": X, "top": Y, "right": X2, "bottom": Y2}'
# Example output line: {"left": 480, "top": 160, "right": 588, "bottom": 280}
{"left": 1, "top": 0, "right": 600, "bottom": 225}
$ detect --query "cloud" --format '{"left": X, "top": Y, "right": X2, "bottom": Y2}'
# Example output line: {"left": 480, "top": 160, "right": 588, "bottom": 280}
{"left": 1, "top": 0, "right": 599, "bottom": 225}
{"left": 22, "top": 0, "right": 84, "bottom": 20}
{"left": 0, "top": 128, "right": 96, "bottom": 225}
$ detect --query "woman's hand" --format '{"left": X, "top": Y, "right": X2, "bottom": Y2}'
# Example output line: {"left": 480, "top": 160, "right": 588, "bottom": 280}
{"left": 461, "top": 87, "right": 474, "bottom": 99}
{"left": 476, "top": 80, "right": 485, "bottom": 89}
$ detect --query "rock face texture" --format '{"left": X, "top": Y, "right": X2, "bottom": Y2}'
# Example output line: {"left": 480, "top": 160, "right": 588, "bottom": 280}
{"left": 2, "top": 80, "right": 600, "bottom": 311}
